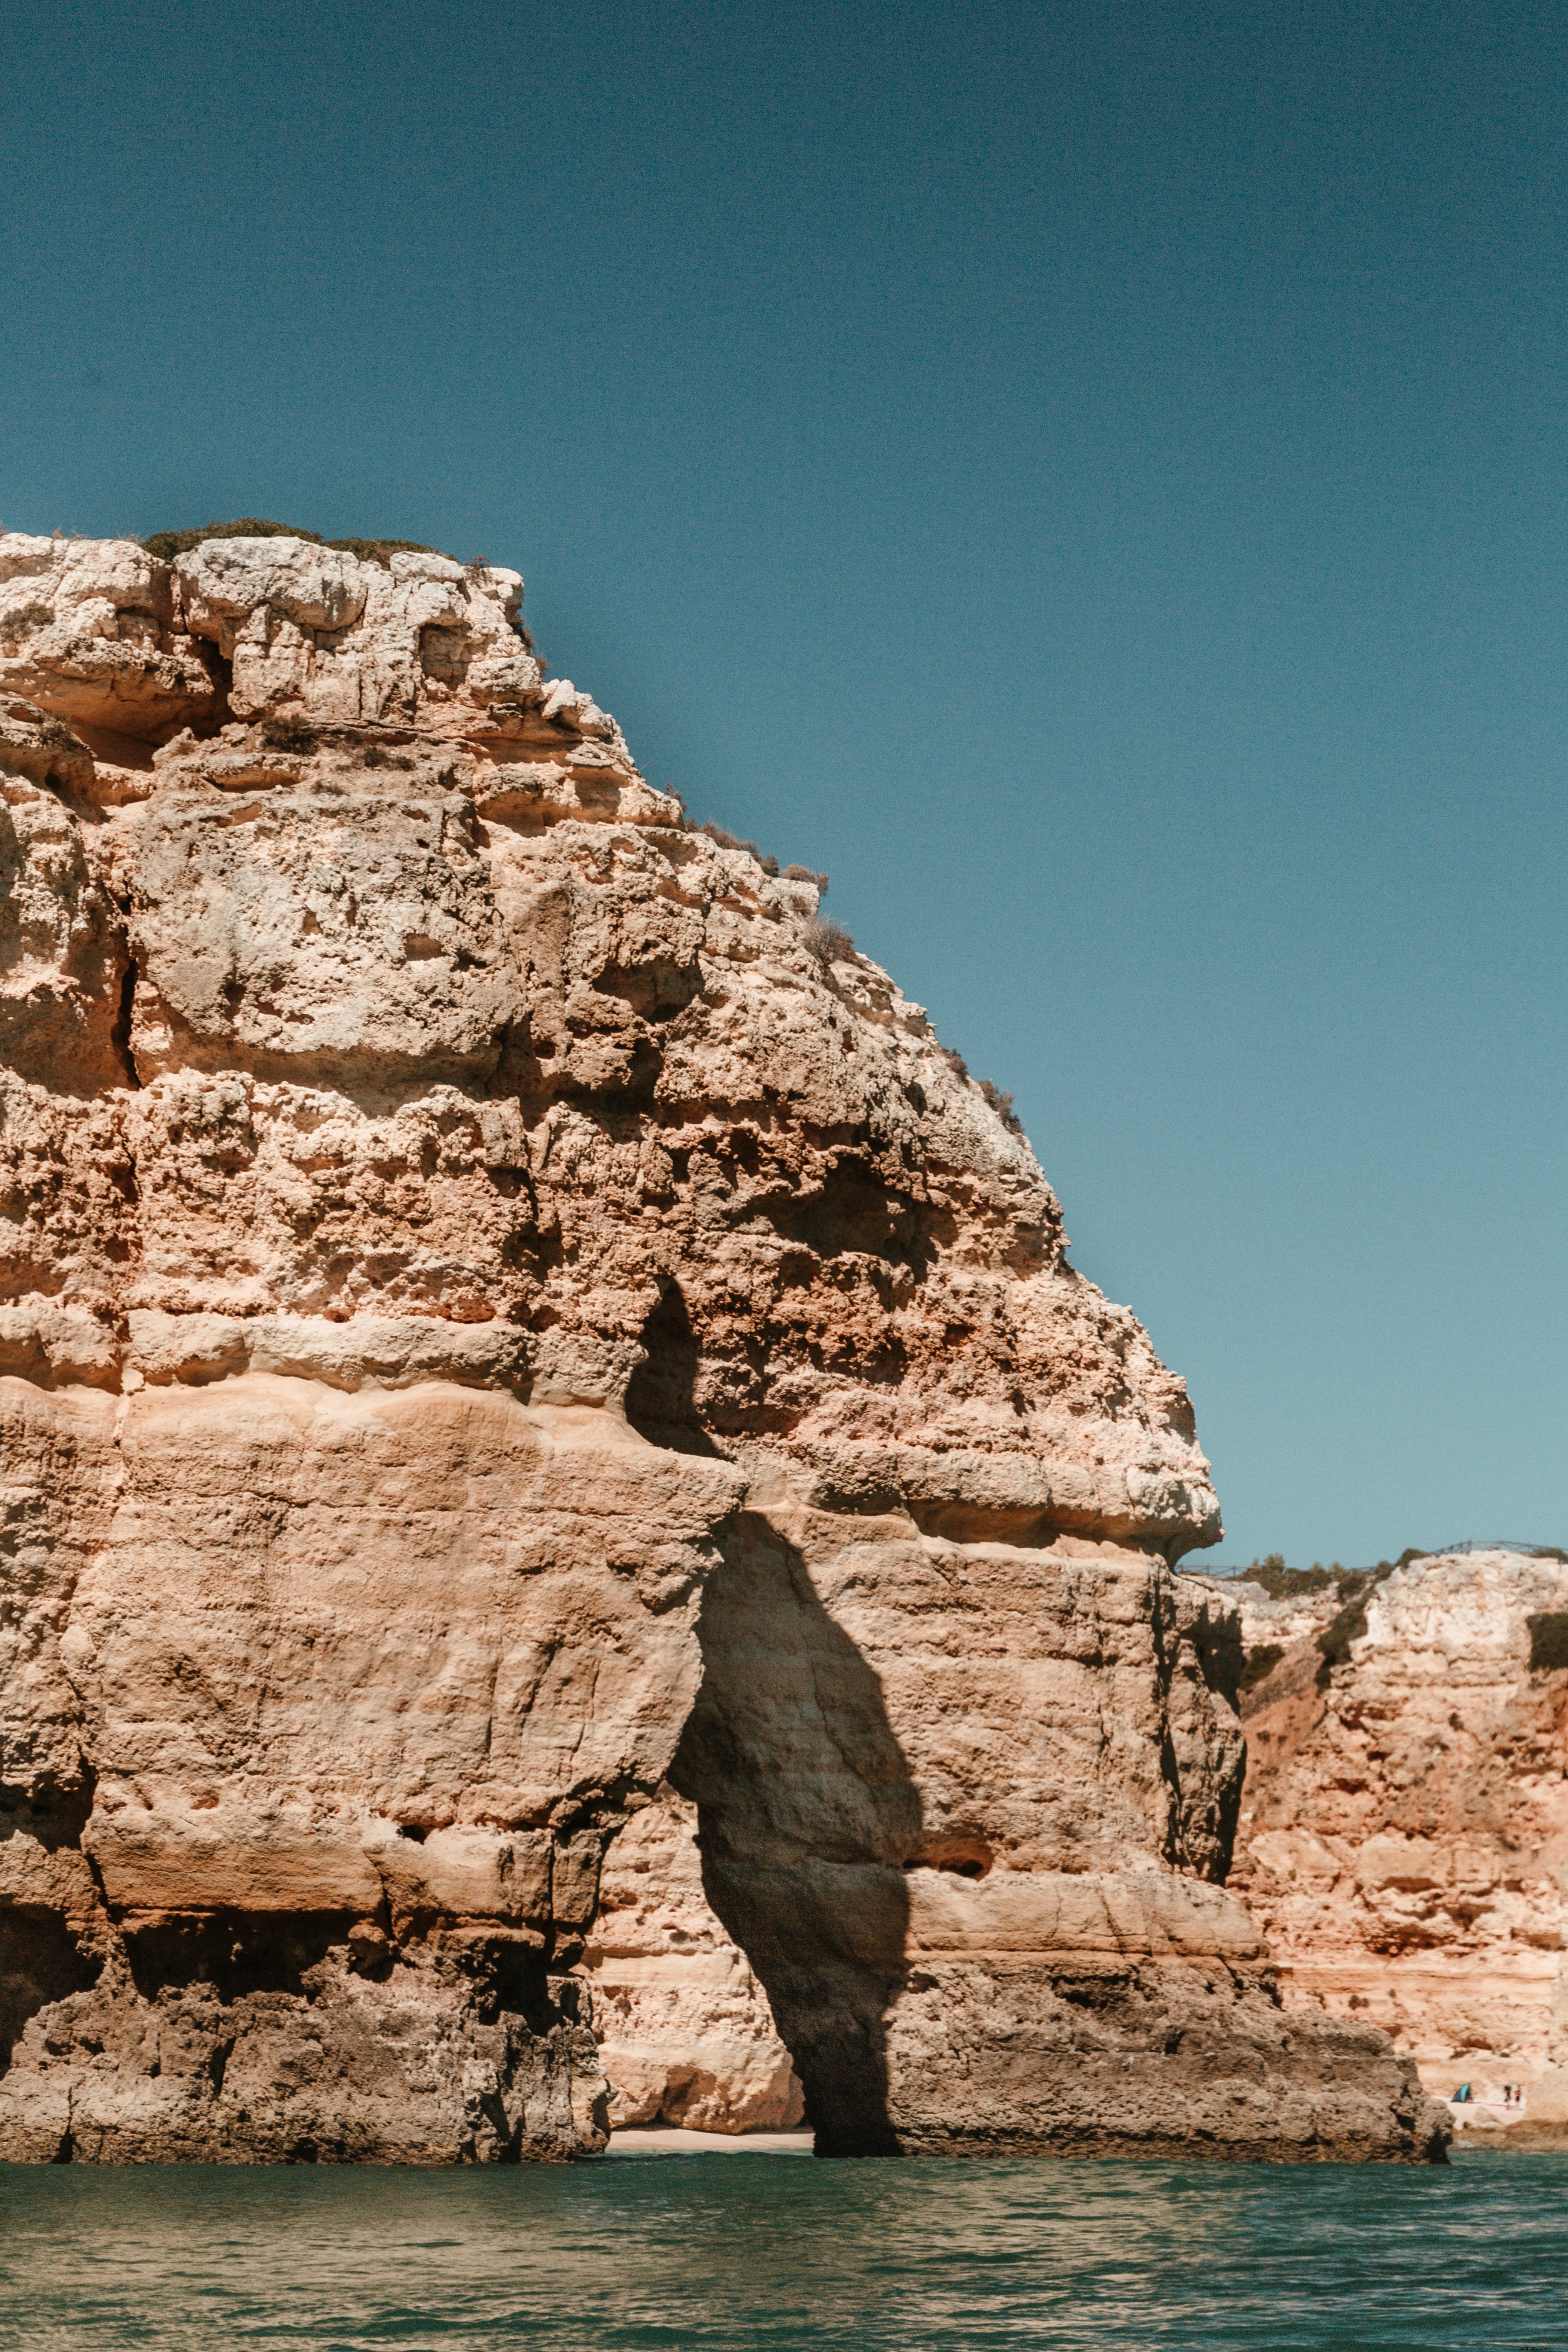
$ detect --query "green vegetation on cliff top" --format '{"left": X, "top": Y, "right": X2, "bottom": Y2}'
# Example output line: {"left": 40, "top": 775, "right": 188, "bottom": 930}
{"left": 141, "top": 518, "right": 439, "bottom": 567}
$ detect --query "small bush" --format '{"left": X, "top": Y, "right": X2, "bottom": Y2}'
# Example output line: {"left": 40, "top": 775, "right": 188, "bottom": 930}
{"left": 1527, "top": 1612, "right": 1568, "bottom": 1672}
{"left": 919, "top": 1055, "right": 1027, "bottom": 1134}
{"left": 1238, "top": 1643, "right": 1284, "bottom": 1695}
{"left": 695, "top": 821, "right": 780, "bottom": 876}
{"left": 978, "top": 1078, "right": 1024, "bottom": 1136}
{"left": 804, "top": 915, "right": 856, "bottom": 967}
{"left": 1316, "top": 1593, "right": 1372, "bottom": 1684}
{"left": 260, "top": 714, "right": 320, "bottom": 755}
{"left": 1246, "top": 1554, "right": 1374, "bottom": 1600}
{"left": 1313, "top": 1558, "right": 1412, "bottom": 1686}
{"left": 690, "top": 827, "right": 826, "bottom": 895}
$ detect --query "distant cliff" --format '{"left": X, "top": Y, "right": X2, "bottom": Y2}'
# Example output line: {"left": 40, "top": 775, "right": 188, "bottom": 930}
{"left": 1206, "top": 1549, "right": 1568, "bottom": 2145}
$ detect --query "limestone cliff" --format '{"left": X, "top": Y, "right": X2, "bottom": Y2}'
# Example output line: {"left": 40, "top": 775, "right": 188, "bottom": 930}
{"left": 1218, "top": 1550, "right": 1568, "bottom": 2144}
{"left": 0, "top": 528, "right": 1445, "bottom": 2162}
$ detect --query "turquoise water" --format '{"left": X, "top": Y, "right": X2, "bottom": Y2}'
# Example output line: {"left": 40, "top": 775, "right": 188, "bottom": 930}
{"left": 2, "top": 2148, "right": 1564, "bottom": 2350}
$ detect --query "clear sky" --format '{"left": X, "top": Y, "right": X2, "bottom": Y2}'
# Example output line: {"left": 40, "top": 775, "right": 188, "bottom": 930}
{"left": 4, "top": 0, "right": 1564, "bottom": 1565}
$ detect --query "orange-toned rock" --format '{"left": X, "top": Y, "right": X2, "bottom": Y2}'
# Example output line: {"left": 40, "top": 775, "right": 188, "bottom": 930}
{"left": 584, "top": 1788, "right": 805, "bottom": 2133}
{"left": 0, "top": 529, "right": 1445, "bottom": 2164}
{"left": 1223, "top": 1549, "right": 1568, "bottom": 2144}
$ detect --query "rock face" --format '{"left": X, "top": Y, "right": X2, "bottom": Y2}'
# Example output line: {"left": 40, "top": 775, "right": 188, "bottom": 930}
{"left": 0, "top": 528, "right": 1446, "bottom": 2163}
{"left": 585, "top": 1789, "right": 805, "bottom": 2133}
{"left": 1222, "top": 1551, "right": 1568, "bottom": 2143}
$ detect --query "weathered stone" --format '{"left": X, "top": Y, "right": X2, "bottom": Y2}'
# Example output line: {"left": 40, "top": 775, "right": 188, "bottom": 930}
{"left": 0, "top": 528, "right": 1446, "bottom": 2164}
{"left": 585, "top": 1787, "right": 805, "bottom": 2132}
{"left": 1222, "top": 1548, "right": 1568, "bottom": 2145}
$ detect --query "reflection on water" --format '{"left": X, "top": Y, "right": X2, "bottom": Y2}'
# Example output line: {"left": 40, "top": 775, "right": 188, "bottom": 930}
{"left": 2, "top": 2149, "right": 1565, "bottom": 2351}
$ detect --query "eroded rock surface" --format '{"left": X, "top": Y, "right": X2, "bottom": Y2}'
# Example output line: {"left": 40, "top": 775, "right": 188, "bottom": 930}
{"left": 1222, "top": 1550, "right": 1568, "bottom": 2144}
{"left": 0, "top": 529, "right": 1446, "bottom": 2163}
{"left": 585, "top": 1787, "right": 804, "bottom": 2133}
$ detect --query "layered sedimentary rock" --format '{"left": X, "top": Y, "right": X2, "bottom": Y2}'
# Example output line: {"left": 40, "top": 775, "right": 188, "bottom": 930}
{"left": 584, "top": 1789, "right": 804, "bottom": 2132}
{"left": 1220, "top": 1551, "right": 1568, "bottom": 2143}
{"left": 0, "top": 528, "right": 1446, "bottom": 2162}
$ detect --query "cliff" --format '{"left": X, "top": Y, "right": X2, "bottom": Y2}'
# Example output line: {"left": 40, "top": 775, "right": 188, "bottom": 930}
{"left": 0, "top": 526, "right": 1445, "bottom": 2162}
{"left": 1218, "top": 1549, "right": 1568, "bottom": 2144}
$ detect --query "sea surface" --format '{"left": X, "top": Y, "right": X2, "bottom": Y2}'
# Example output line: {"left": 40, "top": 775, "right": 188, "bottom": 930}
{"left": 3, "top": 2143, "right": 1564, "bottom": 2351}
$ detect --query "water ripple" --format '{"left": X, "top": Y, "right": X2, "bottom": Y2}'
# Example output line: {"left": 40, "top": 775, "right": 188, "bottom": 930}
{"left": 1, "top": 2149, "right": 1564, "bottom": 2351}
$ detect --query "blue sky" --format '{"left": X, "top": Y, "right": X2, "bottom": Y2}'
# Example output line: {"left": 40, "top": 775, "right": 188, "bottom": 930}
{"left": 4, "top": 0, "right": 1564, "bottom": 1563}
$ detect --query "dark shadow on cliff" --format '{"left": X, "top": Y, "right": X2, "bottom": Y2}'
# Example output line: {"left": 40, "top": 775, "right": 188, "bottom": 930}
{"left": 670, "top": 1513, "right": 920, "bottom": 2155}
{"left": 124, "top": 1912, "right": 361, "bottom": 2004}
{"left": 0, "top": 1911, "right": 102, "bottom": 2074}
{"left": 0, "top": 1787, "right": 104, "bottom": 2072}
{"left": 624, "top": 1281, "right": 721, "bottom": 1456}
